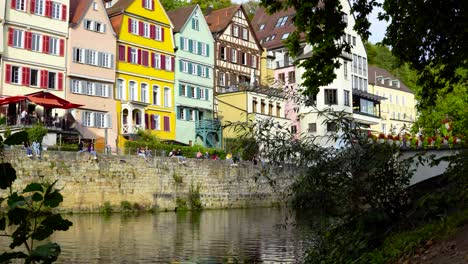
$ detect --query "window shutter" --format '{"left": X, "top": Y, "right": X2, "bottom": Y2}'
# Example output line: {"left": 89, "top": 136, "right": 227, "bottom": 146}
{"left": 206, "top": 44, "right": 210, "bottom": 57}
{"left": 118, "top": 45, "right": 125, "bottom": 61}
{"left": 45, "top": 0, "right": 52, "bottom": 18}
{"left": 205, "top": 89, "right": 209, "bottom": 100}
{"left": 171, "top": 57, "right": 175, "bottom": 71}
{"left": 144, "top": 51, "right": 149, "bottom": 66}
{"left": 8, "top": 28, "right": 13, "bottom": 47}
{"left": 188, "top": 63, "right": 192, "bottom": 74}
{"left": 138, "top": 21, "right": 144, "bottom": 36}
{"left": 22, "top": 67, "right": 30, "bottom": 86}
{"left": 150, "top": 114, "right": 155, "bottom": 129}
{"left": 188, "top": 39, "right": 193, "bottom": 53}
{"left": 179, "top": 60, "right": 184, "bottom": 72}
{"left": 30, "top": 0, "right": 36, "bottom": 13}
{"left": 161, "top": 55, "right": 166, "bottom": 70}
{"left": 164, "top": 116, "right": 169, "bottom": 131}
{"left": 238, "top": 51, "right": 242, "bottom": 64}
{"left": 59, "top": 39, "right": 64, "bottom": 56}
{"left": 151, "top": 52, "right": 155, "bottom": 68}
{"left": 197, "top": 65, "right": 202, "bottom": 76}
{"left": 137, "top": 49, "right": 142, "bottom": 64}
{"left": 42, "top": 35, "right": 49, "bottom": 53}
{"left": 141, "top": 0, "right": 145, "bottom": 7}
{"left": 5, "top": 65, "right": 11, "bottom": 84}
{"left": 25, "top": 32, "right": 31, "bottom": 50}
{"left": 177, "top": 107, "right": 181, "bottom": 119}
{"left": 127, "top": 46, "right": 131, "bottom": 62}
{"left": 196, "top": 87, "right": 201, "bottom": 98}
{"left": 191, "top": 18, "right": 195, "bottom": 29}
{"left": 180, "top": 37, "right": 184, "bottom": 50}
{"left": 61, "top": 4, "right": 67, "bottom": 21}
{"left": 151, "top": 0, "right": 155, "bottom": 10}
{"left": 128, "top": 18, "right": 132, "bottom": 33}
{"left": 206, "top": 68, "right": 210, "bottom": 78}
{"left": 198, "top": 41, "right": 202, "bottom": 55}
{"left": 161, "top": 27, "right": 164, "bottom": 41}
{"left": 40, "top": 70, "right": 48, "bottom": 88}
{"left": 150, "top": 25, "right": 155, "bottom": 39}
{"left": 105, "top": 114, "right": 112, "bottom": 128}
{"left": 145, "top": 113, "right": 149, "bottom": 128}
{"left": 58, "top": 72, "right": 63, "bottom": 90}
{"left": 11, "top": 0, "right": 17, "bottom": 9}
{"left": 218, "top": 45, "right": 222, "bottom": 58}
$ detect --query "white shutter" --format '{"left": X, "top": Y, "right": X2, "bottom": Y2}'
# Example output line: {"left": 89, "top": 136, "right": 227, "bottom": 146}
{"left": 105, "top": 113, "right": 111, "bottom": 128}
{"left": 101, "top": 24, "right": 106, "bottom": 33}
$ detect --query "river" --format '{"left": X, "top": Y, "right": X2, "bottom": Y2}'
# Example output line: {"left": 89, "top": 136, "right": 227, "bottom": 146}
{"left": 1, "top": 208, "right": 315, "bottom": 263}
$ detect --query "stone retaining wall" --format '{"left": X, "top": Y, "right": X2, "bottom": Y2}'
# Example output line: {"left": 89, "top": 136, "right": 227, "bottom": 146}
{"left": 1, "top": 149, "right": 294, "bottom": 212}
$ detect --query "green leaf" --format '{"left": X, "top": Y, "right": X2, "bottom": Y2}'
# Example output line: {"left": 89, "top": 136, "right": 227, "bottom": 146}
{"left": 30, "top": 242, "right": 61, "bottom": 263}
{"left": 10, "top": 223, "right": 31, "bottom": 248}
{"left": 0, "top": 217, "right": 5, "bottom": 230}
{"left": 7, "top": 207, "right": 29, "bottom": 226}
{"left": 0, "top": 162, "right": 17, "bottom": 189}
{"left": 23, "top": 183, "right": 44, "bottom": 193}
{"left": 7, "top": 193, "right": 26, "bottom": 209}
{"left": 3, "top": 130, "right": 28, "bottom": 145}
{"left": 44, "top": 190, "right": 63, "bottom": 208}
{"left": 0, "top": 251, "right": 28, "bottom": 262}
{"left": 32, "top": 192, "right": 43, "bottom": 202}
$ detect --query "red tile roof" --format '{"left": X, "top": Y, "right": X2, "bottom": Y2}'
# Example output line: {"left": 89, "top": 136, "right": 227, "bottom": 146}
{"left": 368, "top": 65, "right": 414, "bottom": 94}
{"left": 205, "top": 5, "right": 240, "bottom": 34}
{"left": 69, "top": 0, "right": 93, "bottom": 26}
{"left": 107, "top": 0, "right": 134, "bottom": 16}
{"left": 167, "top": 5, "right": 197, "bottom": 33}
{"left": 109, "top": 14, "right": 124, "bottom": 35}
{"left": 251, "top": 7, "right": 297, "bottom": 50}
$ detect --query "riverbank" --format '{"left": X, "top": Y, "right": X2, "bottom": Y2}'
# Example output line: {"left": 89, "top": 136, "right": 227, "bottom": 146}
{"left": 1, "top": 149, "right": 295, "bottom": 213}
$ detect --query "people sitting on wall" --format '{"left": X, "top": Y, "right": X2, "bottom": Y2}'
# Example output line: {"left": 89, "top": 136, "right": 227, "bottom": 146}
{"left": 87, "top": 143, "right": 97, "bottom": 160}
{"left": 24, "top": 141, "right": 33, "bottom": 157}
{"left": 32, "top": 141, "right": 41, "bottom": 159}
{"left": 226, "top": 152, "right": 233, "bottom": 164}
{"left": 204, "top": 151, "right": 210, "bottom": 159}
{"left": 196, "top": 150, "right": 203, "bottom": 159}
{"left": 137, "top": 147, "right": 146, "bottom": 158}
{"left": 175, "top": 148, "right": 186, "bottom": 164}
{"left": 169, "top": 148, "right": 176, "bottom": 157}
{"left": 145, "top": 147, "right": 152, "bottom": 158}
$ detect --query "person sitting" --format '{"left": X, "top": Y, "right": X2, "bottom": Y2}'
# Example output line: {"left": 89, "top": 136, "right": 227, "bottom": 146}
{"left": 226, "top": 152, "right": 233, "bottom": 164}
{"left": 87, "top": 143, "right": 97, "bottom": 159}
{"left": 169, "top": 148, "right": 176, "bottom": 157}
{"left": 175, "top": 148, "right": 186, "bottom": 163}
{"left": 137, "top": 147, "right": 146, "bottom": 158}
{"left": 196, "top": 150, "right": 203, "bottom": 159}
{"left": 32, "top": 141, "right": 41, "bottom": 159}
{"left": 144, "top": 146, "right": 152, "bottom": 158}
{"left": 78, "top": 140, "right": 85, "bottom": 152}
{"left": 204, "top": 151, "right": 210, "bottom": 159}
{"left": 52, "top": 113, "right": 60, "bottom": 128}
{"left": 24, "top": 141, "right": 33, "bottom": 157}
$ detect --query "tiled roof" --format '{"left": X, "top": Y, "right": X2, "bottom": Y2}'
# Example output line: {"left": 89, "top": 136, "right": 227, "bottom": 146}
{"left": 251, "top": 7, "right": 297, "bottom": 50}
{"left": 107, "top": 0, "right": 133, "bottom": 16}
{"left": 167, "top": 5, "right": 196, "bottom": 33}
{"left": 205, "top": 5, "right": 240, "bottom": 33}
{"left": 109, "top": 14, "right": 124, "bottom": 35}
{"left": 69, "top": 0, "right": 93, "bottom": 26}
{"left": 368, "top": 65, "right": 414, "bottom": 94}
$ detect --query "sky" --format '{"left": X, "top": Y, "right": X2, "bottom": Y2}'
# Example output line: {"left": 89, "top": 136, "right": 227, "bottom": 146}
{"left": 233, "top": 0, "right": 389, "bottom": 43}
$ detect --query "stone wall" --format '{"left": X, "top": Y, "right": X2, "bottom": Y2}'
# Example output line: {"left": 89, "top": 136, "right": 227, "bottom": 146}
{"left": 1, "top": 149, "right": 294, "bottom": 212}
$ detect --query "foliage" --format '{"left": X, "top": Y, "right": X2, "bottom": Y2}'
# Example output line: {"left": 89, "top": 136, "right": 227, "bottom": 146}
{"left": 259, "top": 0, "right": 466, "bottom": 109}
{"left": 161, "top": 0, "right": 232, "bottom": 12}
{"left": 242, "top": 0, "right": 260, "bottom": 19}
{"left": 172, "top": 172, "right": 183, "bottom": 184}
{"left": 188, "top": 182, "right": 203, "bottom": 210}
{"left": 3, "top": 131, "right": 28, "bottom": 146}
{"left": 102, "top": 202, "right": 113, "bottom": 215}
{"left": 120, "top": 201, "right": 133, "bottom": 212}
{"left": 26, "top": 123, "right": 48, "bottom": 143}
{"left": 175, "top": 197, "right": 188, "bottom": 211}
{"left": 224, "top": 137, "right": 258, "bottom": 161}
{"left": 46, "top": 144, "right": 79, "bottom": 152}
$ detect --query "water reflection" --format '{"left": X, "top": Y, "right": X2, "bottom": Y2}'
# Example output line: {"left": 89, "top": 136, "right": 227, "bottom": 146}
{"left": 1, "top": 208, "right": 314, "bottom": 263}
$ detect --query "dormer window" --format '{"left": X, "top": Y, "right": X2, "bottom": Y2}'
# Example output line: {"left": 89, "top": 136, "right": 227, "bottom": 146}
{"left": 275, "top": 16, "right": 288, "bottom": 28}
{"left": 192, "top": 18, "right": 199, "bottom": 31}
{"left": 93, "top": 2, "right": 98, "bottom": 10}
{"left": 392, "top": 80, "right": 400, "bottom": 88}
{"left": 143, "top": 0, "right": 154, "bottom": 10}
{"left": 259, "top": 24, "right": 265, "bottom": 30}
{"left": 281, "top": 33, "right": 290, "bottom": 39}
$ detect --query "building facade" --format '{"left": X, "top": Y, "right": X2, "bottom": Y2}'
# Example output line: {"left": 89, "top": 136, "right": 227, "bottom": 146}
{"left": 107, "top": 0, "right": 176, "bottom": 147}
{"left": 168, "top": 5, "right": 220, "bottom": 148}
{"left": 368, "top": 65, "right": 416, "bottom": 134}
{"left": 67, "top": 0, "right": 117, "bottom": 148}
{"left": 2, "top": 0, "right": 69, "bottom": 101}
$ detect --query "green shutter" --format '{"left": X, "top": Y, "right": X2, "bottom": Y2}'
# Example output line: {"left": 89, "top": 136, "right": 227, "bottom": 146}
{"left": 177, "top": 107, "right": 181, "bottom": 119}
{"left": 198, "top": 65, "right": 202, "bottom": 76}
{"left": 188, "top": 63, "right": 192, "bottom": 74}
{"left": 180, "top": 37, "right": 184, "bottom": 50}
{"left": 179, "top": 60, "right": 183, "bottom": 72}
{"left": 198, "top": 42, "right": 202, "bottom": 55}
{"left": 179, "top": 84, "right": 183, "bottom": 96}
{"left": 191, "top": 19, "right": 195, "bottom": 29}
{"left": 196, "top": 87, "right": 201, "bottom": 98}
{"left": 206, "top": 44, "right": 210, "bottom": 57}
{"left": 205, "top": 89, "right": 209, "bottom": 100}
{"left": 206, "top": 68, "right": 210, "bottom": 78}
{"left": 188, "top": 40, "right": 193, "bottom": 53}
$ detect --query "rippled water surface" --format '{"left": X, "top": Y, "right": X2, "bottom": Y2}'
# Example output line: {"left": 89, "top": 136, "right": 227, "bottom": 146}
{"left": 1, "top": 208, "right": 314, "bottom": 263}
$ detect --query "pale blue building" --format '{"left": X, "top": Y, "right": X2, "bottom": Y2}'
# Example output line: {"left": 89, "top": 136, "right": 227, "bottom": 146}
{"left": 168, "top": 5, "right": 221, "bottom": 148}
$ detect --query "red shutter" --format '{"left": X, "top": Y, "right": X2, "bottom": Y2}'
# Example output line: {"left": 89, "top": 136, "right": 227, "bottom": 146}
{"left": 247, "top": 54, "right": 252, "bottom": 66}
{"left": 144, "top": 51, "right": 149, "bottom": 66}
{"left": 137, "top": 49, "right": 142, "bottom": 64}
{"left": 161, "top": 55, "right": 166, "bottom": 70}
{"left": 118, "top": 45, "right": 125, "bottom": 61}
{"left": 8, "top": 28, "right": 14, "bottom": 47}
{"left": 164, "top": 116, "right": 169, "bottom": 131}
{"left": 227, "top": 47, "right": 231, "bottom": 61}
{"left": 238, "top": 51, "right": 242, "bottom": 64}
{"left": 61, "top": 4, "right": 67, "bottom": 21}
{"left": 22, "top": 67, "right": 29, "bottom": 86}
{"left": 25, "top": 32, "right": 31, "bottom": 50}
{"left": 151, "top": 0, "right": 155, "bottom": 10}
{"left": 141, "top": 0, "right": 145, "bottom": 7}
{"left": 150, "top": 25, "right": 155, "bottom": 39}
{"left": 171, "top": 57, "right": 175, "bottom": 72}
{"left": 59, "top": 39, "right": 64, "bottom": 56}
{"left": 40, "top": 70, "right": 48, "bottom": 88}
{"left": 45, "top": 0, "right": 51, "bottom": 18}
{"left": 30, "top": 0, "right": 36, "bottom": 13}
{"left": 11, "top": 0, "right": 17, "bottom": 9}
{"left": 127, "top": 46, "right": 132, "bottom": 62}
{"left": 145, "top": 113, "right": 149, "bottom": 128}
{"left": 218, "top": 45, "right": 222, "bottom": 58}
{"left": 128, "top": 18, "right": 132, "bottom": 33}
{"left": 58, "top": 72, "right": 63, "bottom": 90}
{"left": 42, "top": 35, "right": 49, "bottom": 53}
{"left": 139, "top": 21, "right": 143, "bottom": 36}
{"left": 150, "top": 52, "right": 155, "bottom": 68}
{"left": 5, "top": 65, "right": 12, "bottom": 84}
{"left": 161, "top": 27, "right": 164, "bottom": 41}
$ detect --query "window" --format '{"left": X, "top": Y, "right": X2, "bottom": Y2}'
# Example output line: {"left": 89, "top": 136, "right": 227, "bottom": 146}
{"left": 131, "top": 20, "right": 138, "bottom": 34}
{"left": 308, "top": 123, "right": 317, "bottom": 133}
{"left": 275, "top": 16, "right": 288, "bottom": 27}
{"left": 141, "top": 83, "right": 148, "bottom": 103}
{"left": 276, "top": 103, "right": 281, "bottom": 117}
{"left": 15, "top": 0, "right": 27, "bottom": 11}
{"left": 95, "top": 22, "right": 105, "bottom": 33}
{"left": 84, "top": 20, "right": 93, "bottom": 30}
{"left": 190, "top": 63, "right": 197, "bottom": 75}
{"left": 242, "top": 28, "right": 248, "bottom": 40}
{"left": 259, "top": 24, "right": 265, "bottom": 30}
{"left": 327, "top": 122, "right": 337, "bottom": 132}
{"left": 201, "top": 43, "right": 207, "bottom": 56}
{"left": 48, "top": 72, "right": 56, "bottom": 89}
{"left": 344, "top": 61, "right": 348, "bottom": 79}
{"left": 192, "top": 18, "right": 199, "bottom": 30}
{"left": 252, "top": 97, "right": 258, "bottom": 112}
{"left": 52, "top": 2, "right": 61, "bottom": 20}
{"left": 324, "top": 89, "right": 337, "bottom": 105}
{"left": 353, "top": 36, "right": 356, "bottom": 46}
{"left": 278, "top": 73, "right": 285, "bottom": 83}
{"left": 13, "top": 29, "right": 24, "bottom": 48}
{"left": 232, "top": 25, "right": 239, "bottom": 37}
{"left": 201, "top": 66, "right": 207, "bottom": 77}
{"left": 130, "top": 48, "right": 137, "bottom": 64}
{"left": 281, "top": 33, "right": 290, "bottom": 39}
{"left": 220, "top": 46, "right": 226, "bottom": 60}
{"left": 344, "top": 90, "right": 350, "bottom": 106}
{"left": 164, "top": 87, "right": 171, "bottom": 107}
{"left": 179, "top": 107, "right": 185, "bottom": 120}
{"left": 192, "top": 40, "right": 198, "bottom": 54}
{"left": 153, "top": 85, "right": 160, "bottom": 105}
{"left": 291, "top": 125, "right": 297, "bottom": 134}
{"left": 143, "top": 23, "right": 150, "bottom": 38}
{"left": 83, "top": 112, "right": 93, "bottom": 127}
{"left": 143, "top": 0, "right": 153, "bottom": 10}
{"left": 153, "top": 53, "right": 161, "bottom": 69}
{"left": 116, "top": 79, "right": 124, "bottom": 99}
{"left": 165, "top": 56, "right": 172, "bottom": 71}
{"left": 288, "top": 71, "right": 295, "bottom": 83}
{"left": 182, "top": 38, "right": 189, "bottom": 51}
{"left": 180, "top": 84, "right": 187, "bottom": 96}
{"left": 35, "top": 0, "right": 45, "bottom": 15}
{"left": 219, "top": 72, "right": 225, "bottom": 86}
{"left": 189, "top": 86, "right": 195, "bottom": 98}
{"left": 181, "top": 61, "right": 188, "bottom": 73}
{"left": 260, "top": 99, "right": 265, "bottom": 114}
{"left": 200, "top": 88, "right": 205, "bottom": 100}
{"left": 252, "top": 56, "right": 257, "bottom": 68}
{"left": 30, "top": 69, "right": 39, "bottom": 86}
{"left": 31, "top": 33, "right": 42, "bottom": 52}
{"left": 231, "top": 49, "right": 237, "bottom": 63}
{"left": 93, "top": 2, "right": 98, "bottom": 10}
{"left": 11, "top": 66, "right": 21, "bottom": 84}
{"left": 95, "top": 112, "right": 106, "bottom": 128}
{"left": 268, "top": 103, "right": 273, "bottom": 115}
{"left": 129, "top": 81, "right": 137, "bottom": 101}
{"left": 49, "top": 37, "right": 59, "bottom": 55}
{"left": 155, "top": 26, "right": 162, "bottom": 41}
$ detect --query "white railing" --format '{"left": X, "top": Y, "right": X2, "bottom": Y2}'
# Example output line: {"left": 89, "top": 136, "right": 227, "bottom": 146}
{"left": 122, "top": 124, "right": 144, "bottom": 134}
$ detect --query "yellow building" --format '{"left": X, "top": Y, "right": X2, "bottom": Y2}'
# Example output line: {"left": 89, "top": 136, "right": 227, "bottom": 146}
{"left": 107, "top": 0, "right": 175, "bottom": 147}
{"left": 368, "top": 66, "right": 417, "bottom": 135}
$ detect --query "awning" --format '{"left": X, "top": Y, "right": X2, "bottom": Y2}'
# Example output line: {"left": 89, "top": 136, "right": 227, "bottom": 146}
{"left": 0, "top": 96, "right": 27, "bottom": 105}
{"left": 0, "top": 92, "right": 83, "bottom": 109}
{"left": 352, "top": 89, "right": 386, "bottom": 102}
{"left": 27, "top": 96, "right": 64, "bottom": 108}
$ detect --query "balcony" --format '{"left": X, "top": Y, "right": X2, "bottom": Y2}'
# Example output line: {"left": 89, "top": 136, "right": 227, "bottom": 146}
{"left": 121, "top": 124, "right": 144, "bottom": 135}
{"left": 195, "top": 119, "right": 222, "bottom": 148}
{"left": 352, "top": 89, "right": 384, "bottom": 125}
{"left": 274, "top": 59, "right": 294, "bottom": 69}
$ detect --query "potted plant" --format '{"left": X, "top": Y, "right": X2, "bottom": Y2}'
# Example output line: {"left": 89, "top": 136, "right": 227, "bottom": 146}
{"left": 387, "top": 135, "right": 394, "bottom": 145}
{"left": 378, "top": 133, "right": 386, "bottom": 144}
{"left": 394, "top": 135, "right": 401, "bottom": 147}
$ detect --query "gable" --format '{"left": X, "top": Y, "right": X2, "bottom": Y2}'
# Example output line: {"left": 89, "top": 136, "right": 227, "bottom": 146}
{"left": 179, "top": 6, "right": 214, "bottom": 43}
{"left": 72, "top": 0, "right": 116, "bottom": 36}
{"left": 126, "top": 0, "right": 173, "bottom": 27}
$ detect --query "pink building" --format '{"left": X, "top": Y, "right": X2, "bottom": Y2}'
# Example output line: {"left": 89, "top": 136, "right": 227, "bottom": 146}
{"left": 67, "top": 0, "right": 117, "bottom": 149}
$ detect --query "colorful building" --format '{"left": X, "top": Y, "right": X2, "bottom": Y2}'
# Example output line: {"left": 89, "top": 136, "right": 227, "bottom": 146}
{"left": 67, "top": 0, "right": 117, "bottom": 149}
{"left": 2, "top": 0, "right": 70, "bottom": 107}
{"left": 167, "top": 5, "right": 221, "bottom": 148}
{"left": 107, "top": 0, "right": 176, "bottom": 147}
{"left": 0, "top": 1, "right": 5, "bottom": 60}
{"left": 368, "top": 65, "right": 417, "bottom": 134}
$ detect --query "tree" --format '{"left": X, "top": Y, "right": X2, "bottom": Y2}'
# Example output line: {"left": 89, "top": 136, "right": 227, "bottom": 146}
{"left": 160, "top": 0, "right": 190, "bottom": 11}
{"left": 243, "top": 0, "right": 260, "bottom": 19}
{"left": 191, "top": 0, "right": 232, "bottom": 11}
{"left": 259, "top": 0, "right": 467, "bottom": 108}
